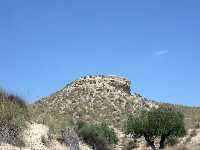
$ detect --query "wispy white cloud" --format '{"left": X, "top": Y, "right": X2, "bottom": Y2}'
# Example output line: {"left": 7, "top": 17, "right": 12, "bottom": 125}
{"left": 155, "top": 50, "right": 168, "bottom": 56}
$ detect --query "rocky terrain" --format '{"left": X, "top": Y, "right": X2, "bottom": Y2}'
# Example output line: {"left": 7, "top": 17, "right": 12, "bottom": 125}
{"left": 0, "top": 122, "right": 91, "bottom": 150}
{"left": 1, "top": 75, "right": 200, "bottom": 150}
{"left": 31, "top": 75, "right": 158, "bottom": 128}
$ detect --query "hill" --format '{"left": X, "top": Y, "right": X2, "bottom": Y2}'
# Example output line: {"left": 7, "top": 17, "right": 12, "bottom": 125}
{"left": 29, "top": 75, "right": 200, "bottom": 149}
{"left": 31, "top": 75, "right": 158, "bottom": 129}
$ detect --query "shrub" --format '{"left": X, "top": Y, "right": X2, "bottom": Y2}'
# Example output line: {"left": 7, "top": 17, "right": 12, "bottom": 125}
{"left": 76, "top": 121, "right": 118, "bottom": 150}
{"left": 61, "top": 128, "right": 80, "bottom": 150}
{"left": 125, "top": 106, "right": 186, "bottom": 150}
{"left": 125, "top": 140, "right": 137, "bottom": 150}
{"left": 96, "top": 123, "right": 118, "bottom": 145}
{"left": 0, "top": 90, "right": 28, "bottom": 146}
{"left": 166, "top": 136, "right": 178, "bottom": 146}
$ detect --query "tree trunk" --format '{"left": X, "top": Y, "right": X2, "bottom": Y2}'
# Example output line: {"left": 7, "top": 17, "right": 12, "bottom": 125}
{"left": 159, "top": 135, "right": 166, "bottom": 149}
{"left": 144, "top": 135, "right": 157, "bottom": 150}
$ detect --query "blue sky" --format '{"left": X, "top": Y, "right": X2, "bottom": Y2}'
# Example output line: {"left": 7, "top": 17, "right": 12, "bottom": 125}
{"left": 0, "top": 0, "right": 200, "bottom": 106}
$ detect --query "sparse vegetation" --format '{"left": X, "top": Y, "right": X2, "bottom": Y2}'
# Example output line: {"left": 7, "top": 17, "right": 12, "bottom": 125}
{"left": 161, "top": 103, "right": 200, "bottom": 129}
{"left": 0, "top": 90, "right": 29, "bottom": 146}
{"left": 125, "top": 107, "right": 186, "bottom": 150}
{"left": 1, "top": 75, "right": 200, "bottom": 149}
{"left": 30, "top": 104, "right": 74, "bottom": 135}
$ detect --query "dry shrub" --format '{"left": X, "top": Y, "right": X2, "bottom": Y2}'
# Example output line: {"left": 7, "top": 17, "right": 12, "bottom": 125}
{"left": 0, "top": 90, "right": 28, "bottom": 146}
{"left": 61, "top": 128, "right": 80, "bottom": 150}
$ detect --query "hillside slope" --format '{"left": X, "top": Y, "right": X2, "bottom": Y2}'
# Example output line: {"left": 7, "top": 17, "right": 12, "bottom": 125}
{"left": 31, "top": 75, "right": 157, "bottom": 129}
{"left": 30, "top": 75, "right": 200, "bottom": 149}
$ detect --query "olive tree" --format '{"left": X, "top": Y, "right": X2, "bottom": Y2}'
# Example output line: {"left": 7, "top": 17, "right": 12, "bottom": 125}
{"left": 125, "top": 107, "right": 186, "bottom": 150}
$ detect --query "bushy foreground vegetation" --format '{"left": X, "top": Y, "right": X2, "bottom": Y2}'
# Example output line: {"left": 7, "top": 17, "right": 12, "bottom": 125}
{"left": 76, "top": 121, "right": 118, "bottom": 150}
{"left": 0, "top": 88, "right": 195, "bottom": 150}
{"left": 0, "top": 90, "right": 29, "bottom": 146}
{"left": 125, "top": 106, "right": 186, "bottom": 150}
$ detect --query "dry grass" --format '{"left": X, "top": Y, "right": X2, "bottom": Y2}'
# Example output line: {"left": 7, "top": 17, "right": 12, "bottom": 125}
{"left": 0, "top": 90, "right": 29, "bottom": 146}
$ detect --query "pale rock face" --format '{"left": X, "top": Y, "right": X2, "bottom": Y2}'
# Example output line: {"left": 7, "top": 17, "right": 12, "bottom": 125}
{"left": 185, "top": 128, "right": 200, "bottom": 150}
{"left": 0, "top": 143, "right": 22, "bottom": 150}
{"left": 22, "top": 122, "right": 49, "bottom": 150}
{"left": 0, "top": 122, "right": 92, "bottom": 150}
{"left": 79, "top": 144, "right": 92, "bottom": 150}
{"left": 190, "top": 129, "right": 200, "bottom": 144}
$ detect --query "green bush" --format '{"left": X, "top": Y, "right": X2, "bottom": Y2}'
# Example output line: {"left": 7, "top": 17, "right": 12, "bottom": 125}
{"left": 125, "top": 107, "right": 186, "bottom": 150}
{"left": 76, "top": 121, "right": 118, "bottom": 150}
{"left": 96, "top": 123, "right": 118, "bottom": 145}
{"left": 0, "top": 90, "right": 28, "bottom": 146}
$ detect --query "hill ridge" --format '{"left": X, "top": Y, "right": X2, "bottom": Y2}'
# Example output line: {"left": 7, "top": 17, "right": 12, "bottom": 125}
{"left": 32, "top": 75, "right": 157, "bottom": 128}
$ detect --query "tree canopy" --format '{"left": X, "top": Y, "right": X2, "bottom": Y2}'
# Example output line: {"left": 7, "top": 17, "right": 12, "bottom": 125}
{"left": 125, "top": 106, "right": 186, "bottom": 149}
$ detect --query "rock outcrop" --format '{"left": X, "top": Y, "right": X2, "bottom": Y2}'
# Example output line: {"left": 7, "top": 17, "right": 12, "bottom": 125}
{"left": 32, "top": 75, "right": 157, "bottom": 128}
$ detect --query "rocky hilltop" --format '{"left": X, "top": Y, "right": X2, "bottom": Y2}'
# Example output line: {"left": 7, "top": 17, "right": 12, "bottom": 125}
{"left": 32, "top": 75, "right": 157, "bottom": 128}
{"left": 1, "top": 75, "right": 200, "bottom": 150}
